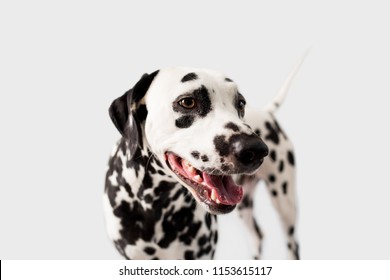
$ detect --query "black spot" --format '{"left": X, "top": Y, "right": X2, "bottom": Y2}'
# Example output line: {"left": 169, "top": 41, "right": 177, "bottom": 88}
{"left": 225, "top": 122, "right": 239, "bottom": 132}
{"left": 144, "top": 194, "right": 153, "bottom": 203}
{"left": 271, "top": 190, "right": 278, "bottom": 197}
{"left": 172, "top": 188, "right": 184, "bottom": 201}
{"left": 239, "top": 195, "right": 252, "bottom": 209}
{"left": 254, "top": 129, "right": 261, "bottom": 136}
{"left": 175, "top": 115, "right": 195, "bottom": 128}
{"left": 184, "top": 195, "right": 192, "bottom": 203}
{"left": 268, "top": 174, "right": 276, "bottom": 183}
{"left": 225, "top": 77, "right": 233, "bottom": 82}
{"left": 193, "top": 85, "right": 212, "bottom": 117}
{"left": 287, "top": 151, "right": 295, "bottom": 166}
{"left": 253, "top": 219, "right": 263, "bottom": 239}
{"left": 158, "top": 205, "right": 196, "bottom": 248}
{"left": 191, "top": 151, "right": 200, "bottom": 159}
{"left": 269, "top": 150, "right": 277, "bottom": 162}
{"left": 148, "top": 163, "right": 157, "bottom": 174}
{"left": 179, "top": 234, "right": 192, "bottom": 245}
{"left": 282, "top": 181, "right": 288, "bottom": 194}
{"left": 173, "top": 85, "right": 212, "bottom": 117}
{"left": 201, "top": 155, "right": 209, "bottom": 162}
{"left": 114, "top": 201, "right": 156, "bottom": 245}
{"left": 153, "top": 181, "right": 177, "bottom": 211}
{"left": 288, "top": 242, "right": 292, "bottom": 250}
{"left": 153, "top": 180, "right": 175, "bottom": 196}
{"left": 157, "top": 170, "right": 166, "bottom": 176}
{"left": 184, "top": 250, "right": 195, "bottom": 260}
{"left": 179, "top": 221, "right": 201, "bottom": 245}
{"left": 181, "top": 72, "right": 198, "bottom": 83}
{"left": 213, "top": 231, "right": 218, "bottom": 244}
{"left": 105, "top": 169, "right": 121, "bottom": 207}
{"left": 198, "top": 235, "right": 208, "bottom": 247}
{"left": 278, "top": 160, "right": 284, "bottom": 172}
{"left": 272, "top": 117, "right": 288, "bottom": 140}
{"left": 213, "top": 135, "right": 230, "bottom": 157}
{"left": 265, "top": 121, "right": 279, "bottom": 144}
{"left": 288, "top": 226, "right": 295, "bottom": 236}
{"left": 205, "top": 213, "right": 212, "bottom": 229}
{"left": 197, "top": 245, "right": 212, "bottom": 258}
{"left": 125, "top": 146, "right": 145, "bottom": 176}
{"left": 220, "top": 164, "right": 230, "bottom": 172}
{"left": 144, "top": 246, "right": 156, "bottom": 255}
{"left": 154, "top": 156, "right": 164, "bottom": 168}
{"left": 137, "top": 172, "right": 154, "bottom": 199}
{"left": 173, "top": 85, "right": 212, "bottom": 129}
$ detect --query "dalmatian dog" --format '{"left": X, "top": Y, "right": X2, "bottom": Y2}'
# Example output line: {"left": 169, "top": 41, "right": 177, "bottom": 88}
{"left": 103, "top": 59, "right": 304, "bottom": 260}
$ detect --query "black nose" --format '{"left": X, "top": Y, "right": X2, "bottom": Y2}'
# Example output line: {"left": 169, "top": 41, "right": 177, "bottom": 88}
{"left": 234, "top": 134, "right": 269, "bottom": 169}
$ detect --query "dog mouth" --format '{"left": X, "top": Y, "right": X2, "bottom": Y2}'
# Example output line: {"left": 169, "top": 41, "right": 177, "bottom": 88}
{"left": 165, "top": 152, "right": 243, "bottom": 214}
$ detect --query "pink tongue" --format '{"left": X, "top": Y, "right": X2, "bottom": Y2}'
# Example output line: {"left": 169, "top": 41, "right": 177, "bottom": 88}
{"left": 202, "top": 172, "right": 243, "bottom": 205}
{"left": 167, "top": 153, "right": 243, "bottom": 205}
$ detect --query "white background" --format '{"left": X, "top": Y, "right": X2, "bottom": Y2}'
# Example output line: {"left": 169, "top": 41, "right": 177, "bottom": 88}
{"left": 1, "top": 0, "right": 389, "bottom": 259}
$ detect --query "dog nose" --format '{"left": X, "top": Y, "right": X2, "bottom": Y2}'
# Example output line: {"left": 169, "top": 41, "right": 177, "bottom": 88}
{"left": 234, "top": 135, "right": 269, "bottom": 168}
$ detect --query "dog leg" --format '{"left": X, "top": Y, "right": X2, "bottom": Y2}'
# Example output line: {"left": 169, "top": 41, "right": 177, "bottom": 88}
{"left": 236, "top": 176, "right": 264, "bottom": 259}
{"left": 260, "top": 148, "right": 300, "bottom": 259}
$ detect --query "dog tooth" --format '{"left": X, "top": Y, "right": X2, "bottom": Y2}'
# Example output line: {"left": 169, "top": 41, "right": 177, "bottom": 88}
{"left": 200, "top": 189, "right": 208, "bottom": 200}
{"left": 211, "top": 189, "right": 217, "bottom": 201}
{"left": 193, "top": 175, "right": 203, "bottom": 183}
{"left": 182, "top": 160, "right": 194, "bottom": 171}
{"left": 183, "top": 159, "right": 192, "bottom": 167}
{"left": 216, "top": 198, "right": 221, "bottom": 204}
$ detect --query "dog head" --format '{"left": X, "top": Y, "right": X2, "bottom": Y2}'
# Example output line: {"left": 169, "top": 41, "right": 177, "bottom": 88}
{"left": 109, "top": 67, "right": 268, "bottom": 214}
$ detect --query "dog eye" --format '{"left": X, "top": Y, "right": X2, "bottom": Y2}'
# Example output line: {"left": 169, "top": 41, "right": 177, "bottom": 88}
{"left": 238, "top": 99, "right": 246, "bottom": 113}
{"left": 178, "top": 97, "right": 197, "bottom": 109}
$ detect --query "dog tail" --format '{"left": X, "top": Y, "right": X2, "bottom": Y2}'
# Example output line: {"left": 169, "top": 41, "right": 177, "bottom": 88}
{"left": 264, "top": 50, "right": 309, "bottom": 113}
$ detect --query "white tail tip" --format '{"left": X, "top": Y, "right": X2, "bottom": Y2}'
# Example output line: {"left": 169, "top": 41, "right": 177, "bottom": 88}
{"left": 264, "top": 49, "right": 310, "bottom": 113}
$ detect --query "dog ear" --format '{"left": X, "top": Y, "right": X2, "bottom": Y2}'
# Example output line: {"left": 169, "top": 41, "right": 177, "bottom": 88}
{"left": 109, "top": 71, "right": 159, "bottom": 156}
{"left": 109, "top": 90, "right": 131, "bottom": 137}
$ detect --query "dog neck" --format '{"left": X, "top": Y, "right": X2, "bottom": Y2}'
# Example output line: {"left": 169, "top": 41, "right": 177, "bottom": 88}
{"left": 116, "top": 137, "right": 187, "bottom": 202}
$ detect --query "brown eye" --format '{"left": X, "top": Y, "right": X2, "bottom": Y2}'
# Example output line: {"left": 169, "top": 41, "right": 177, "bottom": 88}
{"left": 238, "top": 99, "right": 246, "bottom": 113}
{"left": 178, "top": 97, "right": 196, "bottom": 109}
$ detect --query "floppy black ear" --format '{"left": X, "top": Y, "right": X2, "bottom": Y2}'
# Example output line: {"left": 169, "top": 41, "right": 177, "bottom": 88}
{"left": 108, "top": 90, "right": 131, "bottom": 137}
{"left": 109, "top": 70, "right": 159, "bottom": 156}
